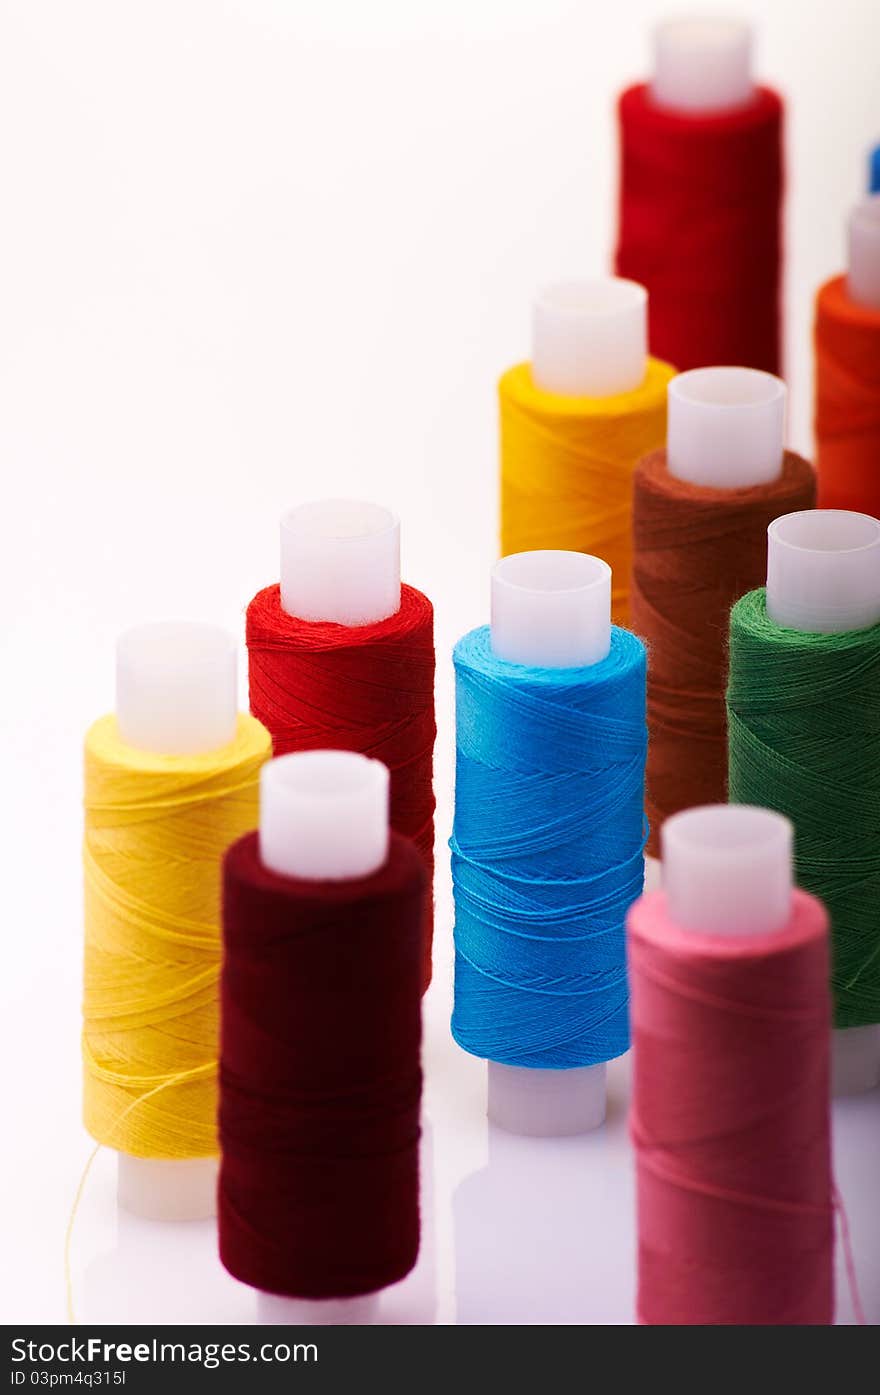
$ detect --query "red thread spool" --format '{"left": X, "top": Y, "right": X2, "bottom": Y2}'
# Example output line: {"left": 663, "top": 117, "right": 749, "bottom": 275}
{"left": 246, "top": 502, "right": 436, "bottom": 989}
{"left": 628, "top": 806, "right": 834, "bottom": 1326}
{"left": 815, "top": 201, "right": 880, "bottom": 512}
{"left": 615, "top": 84, "right": 783, "bottom": 374}
{"left": 219, "top": 752, "right": 425, "bottom": 1306}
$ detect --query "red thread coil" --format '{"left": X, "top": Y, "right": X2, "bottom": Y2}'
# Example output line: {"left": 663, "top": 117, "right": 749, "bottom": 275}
{"left": 246, "top": 582, "right": 436, "bottom": 989}
{"left": 615, "top": 84, "right": 783, "bottom": 374}
{"left": 627, "top": 889, "right": 834, "bottom": 1325}
{"left": 815, "top": 275, "right": 880, "bottom": 515}
{"left": 219, "top": 830, "right": 425, "bottom": 1299}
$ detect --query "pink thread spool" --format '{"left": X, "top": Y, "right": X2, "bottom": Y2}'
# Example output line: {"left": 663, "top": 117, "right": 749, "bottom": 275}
{"left": 628, "top": 805, "right": 834, "bottom": 1325}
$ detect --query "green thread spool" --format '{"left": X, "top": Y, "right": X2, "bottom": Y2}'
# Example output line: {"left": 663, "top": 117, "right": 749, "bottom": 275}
{"left": 727, "top": 510, "right": 880, "bottom": 1093}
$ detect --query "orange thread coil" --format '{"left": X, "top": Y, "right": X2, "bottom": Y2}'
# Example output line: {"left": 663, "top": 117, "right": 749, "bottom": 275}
{"left": 631, "top": 449, "right": 815, "bottom": 857}
{"left": 815, "top": 275, "right": 880, "bottom": 515}
{"left": 499, "top": 359, "right": 674, "bottom": 625}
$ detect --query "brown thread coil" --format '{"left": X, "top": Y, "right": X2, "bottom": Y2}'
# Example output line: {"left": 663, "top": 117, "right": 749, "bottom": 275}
{"left": 631, "top": 448, "right": 815, "bottom": 856}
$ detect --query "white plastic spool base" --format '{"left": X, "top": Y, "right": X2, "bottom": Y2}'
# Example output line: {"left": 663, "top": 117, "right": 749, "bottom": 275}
{"left": 256, "top": 1292, "right": 379, "bottom": 1326}
{"left": 114, "top": 621, "right": 238, "bottom": 1221}
{"left": 651, "top": 17, "right": 754, "bottom": 113}
{"left": 280, "top": 499, "right": 400, "bottom": 626}
{"left": 848, "top": 196, "right": 880, "bottom": 310}
{"left": 667, "top": 368, "right": 785, "bottom": 489}
{"left": 766, "top": 510, "right": 880, "bottom": 1095}
{"left": 256, "top": 749, "right": 390, "bottom": 1322}
{"left": 487, "top": 550, "right": 612, "bottom": 1136}
{"left": 531, "top": 278, "right": 647, "bottom": 399}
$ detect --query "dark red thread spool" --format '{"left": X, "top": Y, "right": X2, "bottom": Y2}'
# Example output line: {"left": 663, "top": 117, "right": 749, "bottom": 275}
{"left": 615, "top": 83, "right": 783, "bottom": 374}
{"left": 246, "top": 507, "right": 436, "bottom": 990}
{"left": 219, "top": 754, "right": 425, "bottom": 1304}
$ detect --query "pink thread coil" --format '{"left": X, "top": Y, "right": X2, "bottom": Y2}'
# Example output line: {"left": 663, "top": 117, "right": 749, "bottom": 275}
{"left": 627, "top": 888, "right": 834, "bottom": 1325}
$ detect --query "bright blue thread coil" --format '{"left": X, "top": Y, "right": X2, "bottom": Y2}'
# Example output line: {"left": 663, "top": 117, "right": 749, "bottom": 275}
{"left": 450, "top": 624, "right": 647, "bottom": 1070}
{"left": 871, "top": 144, "right": 880, "bottom": 195}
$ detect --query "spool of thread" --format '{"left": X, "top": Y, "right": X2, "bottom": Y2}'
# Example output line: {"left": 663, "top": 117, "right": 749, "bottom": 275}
{"left": 246, "top": 499, "right": 436, "bottom": 988}
{"left": 219, "top": 750, "right": 424, "bottom": 1323}
{"left": 82, "top": 622, "right": 270, "bottom": 1221}
{"left": 499, "top": 278, "right": 673, "bottom": 624}
{"left": 727, "top": 509, "right": 880, "bottom": 1095}
{"left": 815, "top": 196, "right": 880, "bottom": 514}
{"left": 631, "top": 367, "right": 815, "bottom": 854}
{"left": 628, "top": 805, "right": 833, "bottom": 1326}
{"left": 451, "top": 550, "right": 647, "bottom": 1135}
{"left": 871, "top": 145, "right": 880, "bottom": 195}
{"left": 615, "top": 18, "right": 782, "bottom": 374}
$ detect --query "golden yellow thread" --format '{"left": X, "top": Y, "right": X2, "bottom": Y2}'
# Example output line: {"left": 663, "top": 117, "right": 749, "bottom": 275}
{"left": 499, "top": 358, "right": 675, "bottom": 624}
{"left": 82, "top": 712, "right": 271, "bottom": 1161}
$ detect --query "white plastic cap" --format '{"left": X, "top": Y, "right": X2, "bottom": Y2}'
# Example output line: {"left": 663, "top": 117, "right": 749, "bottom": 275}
{"left": 259, "top": 750, "right": 390, "bottom": 881}
{"left": 663, "top": 804, "right": 793, "bottom": 936}
{"left": 766, "top": 510, "right": 880, "bottom": 634}
{"left": 847, "top": 196, "right": 880, "bottom": 309}
{"left": 280, "top": 499, "right": 401, "bottom": 626}
{"left": 116, "top": 622, "right": 237, "bottom": 756}
{"left": 531, "top": 279, "right": 647, "bottom": 397}
{"left": 491, "top": 551, "right": 612, "bottom": 669}
{"left": 651, "top": 17, "right": 754, "bottom": 112}
{"left": 667, "top": 367, "right": 785, "bottom": 488}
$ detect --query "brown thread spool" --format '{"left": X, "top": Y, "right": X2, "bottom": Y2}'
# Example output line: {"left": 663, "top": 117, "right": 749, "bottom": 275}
{"left": 631, "top": 371, "right": 815, "bottom": 855}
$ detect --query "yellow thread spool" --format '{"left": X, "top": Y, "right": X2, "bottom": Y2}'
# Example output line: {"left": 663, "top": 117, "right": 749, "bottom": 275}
{"left": 83, "top": 712, "right": 270, "bottom": 1163}
{"left": 499, "top": 280, "right": 674, "bottom": 625}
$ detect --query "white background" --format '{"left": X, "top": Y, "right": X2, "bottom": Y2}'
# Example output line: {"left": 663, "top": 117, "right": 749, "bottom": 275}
{"left": 1, "top": 0, "right": 878, "bottom": 1325}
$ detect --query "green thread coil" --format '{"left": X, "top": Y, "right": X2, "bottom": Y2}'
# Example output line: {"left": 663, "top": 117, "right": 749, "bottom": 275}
{"left": 727, "top": 587, "right": 880, "bottom": 1028}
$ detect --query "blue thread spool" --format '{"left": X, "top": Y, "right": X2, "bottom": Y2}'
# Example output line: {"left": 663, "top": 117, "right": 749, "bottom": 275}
{"left": 450, "top": 551, "right": 647, "bottom": 1135}
{"left": 870, "top": 144, "right": 880, "bottom": 195}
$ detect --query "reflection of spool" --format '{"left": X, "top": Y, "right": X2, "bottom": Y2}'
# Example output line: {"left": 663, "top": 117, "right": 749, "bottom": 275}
{"left": 499, "top": 279, "right": 672, "bottom": 624}
{"left": 453, "top": 1124, "right": 634, "bottom": 1325}
{"left": 83, "top": 623, "right": 269, "bottom": 1222}
{"left": 815, "top": 197, "right": 880, "bottom": 514}
{"left": 616, "top": 19, "right": 782, "bottom": 374}
{"left": 629, "top": 806, "right": 833, "bottom": 1326}
{"left": 452, "top": 550, "right": 646, "bottom": 1137}
{"left": 219, "top": 750, "right": 424, "bottom": 1324}
{"left": 631, "top": 367, "right": 814, "bottom": 852}
{"left": 247, "top": 500, "right": 436, "bottom": 987}
{"left": 729, "top": 510, "right": 880, "bottom": 1094}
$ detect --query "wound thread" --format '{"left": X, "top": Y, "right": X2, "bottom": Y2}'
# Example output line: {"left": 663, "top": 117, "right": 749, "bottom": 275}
{"left": 246, "top": 582, "right": 436, "bottom": 989}
{"left": 727, "top": 588, "right": 880, "bottom": 1029}
{"left": 499, "top": 360, "right": 673, "bottom": 625}
{"left": 815, "top": 275, "right": 880, "bottom": 515}
{"left": 82, "top": 713, "right": 270, "bottom": 1158}
{"left": 615, "top": 84, "right": 783, "bottom": 374}
{"left": 219, "top": 830, "right": 425, "bottom": 1299}
{"left": 450, "top": 625, "right": 647, "bottom": 1068}
{"left": 631, "top": 449, "right": 815, "bottom": 854}
{"left": 628, "top": 887, "right": 834, "bottom": 1325}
